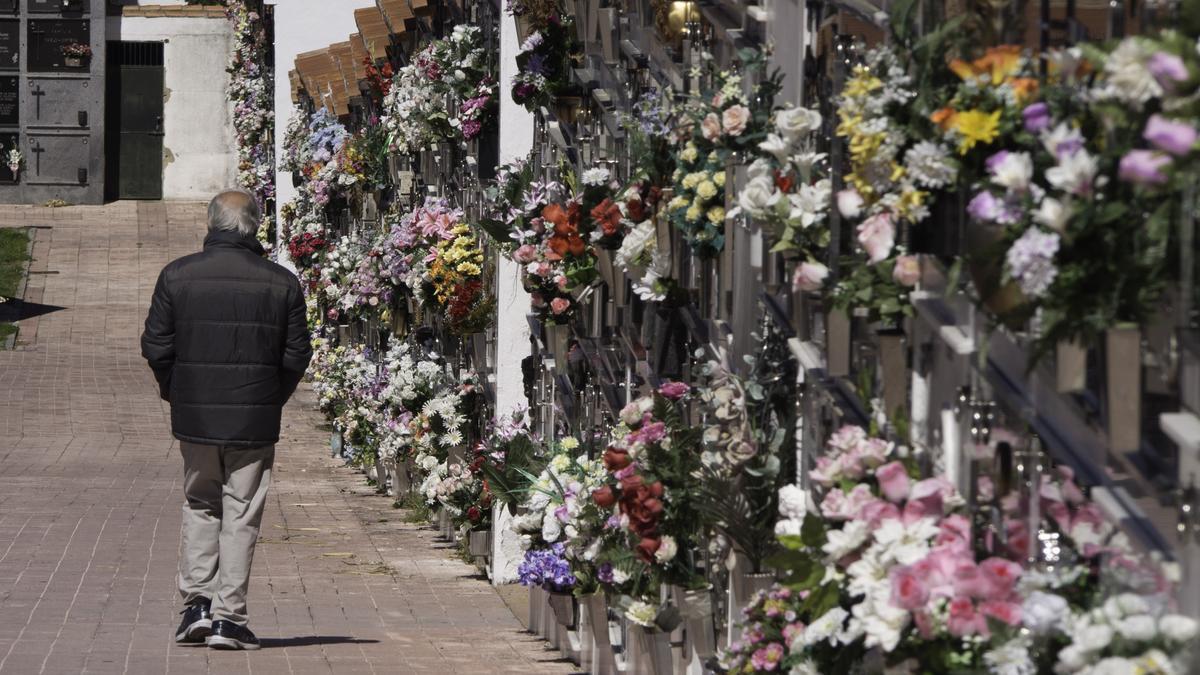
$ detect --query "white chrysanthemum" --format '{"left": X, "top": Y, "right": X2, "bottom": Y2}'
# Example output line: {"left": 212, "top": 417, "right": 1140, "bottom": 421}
{"left": 581, "top": 167, "right": 610, "bottom": 186}
{"left": 625, "top": 601, "right": 658, "bottom": 627}
{"left": 904, "top": 141, "right": 957, "bottom": 189}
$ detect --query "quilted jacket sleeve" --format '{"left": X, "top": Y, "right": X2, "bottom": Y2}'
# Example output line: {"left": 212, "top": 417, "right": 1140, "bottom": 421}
{"left": 279, "top": 278, "right": 312, "bottom": 403}
{"left": 140, "top": 268, "right": 176, "bottom": 401}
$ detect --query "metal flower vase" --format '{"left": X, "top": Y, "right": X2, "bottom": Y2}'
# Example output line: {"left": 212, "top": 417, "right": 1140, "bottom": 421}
{"left": 1106, "top": 325, "right": 1143, "bottom": 453}
{"left": 383, "top": 456, "right": 399, "bottom": 497}
{"left": 547, "top": 591, "right": 577, "bottom": 630}
{"left": 826, "top": 308, "right": 851, "bottom": 377}
{"left": 468, "top": 332, "right": 488, "bottom": 372}
{"left": 528, "top": 586, "right": 545, "bottom": 636}
{"left": 1056, "top": 339, "right": 1087, "bottom": 393}
{"left": 877, "top": 328, "right": 907, "bottom": 421}
{"left": 595, "top": 248, "right": 627, "bottom": 307}
{"left": 728, "top": 570, "right": 775, "bottom": 644}
{"left": 545, "top": 323, "right": 571, "bottom": 372}
{"left": 391, "top": 458, "right": 413, "bottom": 496}
{"left": 673, "top": 585, "right": 717, "bottom": 671}
{"left": 372, "top": 453, "right": 386, "bottom": 494}
{"left": 627, "top": 624, "right": 673, "bottom": 674}
{"left": 468, "top": 529, "right": 491, "bottom": 559}
{"left": 583, "top": 593, "right": 615, "bottom": 675}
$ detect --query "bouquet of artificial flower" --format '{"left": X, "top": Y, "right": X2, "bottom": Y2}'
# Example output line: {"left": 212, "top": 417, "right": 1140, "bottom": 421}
{"left": 518, "top": 542, "right": 576, "bottom": 593}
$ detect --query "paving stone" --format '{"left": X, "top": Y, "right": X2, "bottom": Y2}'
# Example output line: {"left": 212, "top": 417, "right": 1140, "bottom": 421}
{"left": 0, "top": 204, "right": 571, "bottom": 674}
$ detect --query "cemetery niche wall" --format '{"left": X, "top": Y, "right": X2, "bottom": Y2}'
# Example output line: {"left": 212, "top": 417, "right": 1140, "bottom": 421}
{"left": 277, "top": 0, "right": 1200, "bottom": 672}
{"left": 0, "top": 0, "right": 104, "bottom": 204}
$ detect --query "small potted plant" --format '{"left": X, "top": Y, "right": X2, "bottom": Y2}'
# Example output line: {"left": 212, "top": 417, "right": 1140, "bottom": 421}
{"left": 62, "top": 43, "right": 91, "bottom": 68}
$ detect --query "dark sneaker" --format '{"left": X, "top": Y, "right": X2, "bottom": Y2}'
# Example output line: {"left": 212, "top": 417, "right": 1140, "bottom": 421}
{"left": 206, "top": 620, "right": 262, "bottom": 651}
{"left": 174, "top": 600, "right": 213, "bottom": 644}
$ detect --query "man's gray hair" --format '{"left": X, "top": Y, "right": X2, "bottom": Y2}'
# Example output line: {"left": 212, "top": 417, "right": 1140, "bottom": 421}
{"left": 207, "top": 190, "right": 262, "bottom": 238}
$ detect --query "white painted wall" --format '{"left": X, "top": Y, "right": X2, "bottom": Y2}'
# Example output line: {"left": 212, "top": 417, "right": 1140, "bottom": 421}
{"left": 266, "top": 0, "right": 376, "bottom": 231}
{"left": 109, "top": 16, "right": 237, "bottom": 199}
{"left": 491, "top": 12, "right": 535, "bottom": 586}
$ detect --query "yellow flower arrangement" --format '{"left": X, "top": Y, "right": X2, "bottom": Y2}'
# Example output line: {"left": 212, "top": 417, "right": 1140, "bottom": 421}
{"left": 842, "top": 65, "right": 883, "bottom": 99}
{"left": 682, "top": 171, "right": 706, "bottom": 190}
{"left": 429, "top": 224, "right": 485, "bottom": 305}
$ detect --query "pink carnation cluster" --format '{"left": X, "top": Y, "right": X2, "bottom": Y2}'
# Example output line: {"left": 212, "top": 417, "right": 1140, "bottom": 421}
{"left": 810, "top": 425, "right": 894, "bottom": 487}
{"left": 890, "top": 521, "right": 1025, "bottom": 639}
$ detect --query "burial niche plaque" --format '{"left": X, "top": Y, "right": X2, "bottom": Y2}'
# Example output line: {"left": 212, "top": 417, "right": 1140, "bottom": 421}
{"left": 0, "top": 1, "right": 14, "bottom": 16}
{"left": 28, "top": 19, "right": 90, "bottom": 72}
{"left": 0, "top": 77, "right": 17, "bottom": 127}
{"left": 28, "top": 0, "right": 85, "bottom": 14}
{"left": 0, "top": 20, "right": 17, "bottom": 71}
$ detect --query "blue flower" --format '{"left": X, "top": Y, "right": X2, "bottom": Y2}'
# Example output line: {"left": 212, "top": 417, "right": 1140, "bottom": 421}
{"left": 517, "top": 543, "right": 576, "bottom": 592}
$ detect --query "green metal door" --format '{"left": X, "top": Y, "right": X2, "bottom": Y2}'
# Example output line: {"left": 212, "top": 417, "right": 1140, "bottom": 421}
{"left": 105, "top": 41, "right": 163, "bottom": 200}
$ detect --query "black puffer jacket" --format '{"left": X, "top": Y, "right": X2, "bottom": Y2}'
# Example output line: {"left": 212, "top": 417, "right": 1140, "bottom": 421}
{"left": 141, "top": 230, "right": 312, "bottom": 448}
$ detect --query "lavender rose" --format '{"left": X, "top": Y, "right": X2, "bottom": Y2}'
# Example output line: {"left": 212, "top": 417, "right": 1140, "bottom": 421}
{"left": 1143, "top": 114, "right": 1197, "bottom": 157}
{"left": 1118, "top": 150, "right": 1172, "bottom": 185}
{"left": 1022, "top": 102, "right": 1051, "bottom": 134}
{"left": 1148, "top": 51, "right": 1189, "bottom": 91}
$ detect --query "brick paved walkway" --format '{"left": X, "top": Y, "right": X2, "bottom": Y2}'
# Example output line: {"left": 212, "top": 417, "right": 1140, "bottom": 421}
{"left": 0, "top": 203, "right": 570, "bottom": 674}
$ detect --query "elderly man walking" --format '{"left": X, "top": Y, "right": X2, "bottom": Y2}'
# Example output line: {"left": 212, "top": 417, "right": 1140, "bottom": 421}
{"left": 141, "top": 190, "right": 312, "bottom": 650}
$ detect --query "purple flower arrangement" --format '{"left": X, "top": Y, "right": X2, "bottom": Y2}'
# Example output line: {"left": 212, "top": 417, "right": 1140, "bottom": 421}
{"left": 517, "top": 543, "right": 576, "bottom": 593}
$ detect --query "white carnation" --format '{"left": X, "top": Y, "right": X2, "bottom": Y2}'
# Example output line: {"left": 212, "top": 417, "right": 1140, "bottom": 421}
{"left": 1159, "top": 614, "right": 1198, "bottom": 642}
{"left": 777, "top": 484, "right": 808, "bottom": 520}
{"left": 1114, "top": 615, "right": 1158, "bottom": 642}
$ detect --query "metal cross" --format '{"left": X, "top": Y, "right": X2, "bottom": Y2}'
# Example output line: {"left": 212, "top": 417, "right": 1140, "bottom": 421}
{"left": 29, "top": 139, "right": 43, "bottom": 175}
{"left": 30, "top": 84, "right": 45, "bottom": 119}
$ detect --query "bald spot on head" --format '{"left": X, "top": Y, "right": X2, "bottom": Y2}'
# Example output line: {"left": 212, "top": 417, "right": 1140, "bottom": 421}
{"left": 214, "top": 190, "right": 254, "bottom": 212}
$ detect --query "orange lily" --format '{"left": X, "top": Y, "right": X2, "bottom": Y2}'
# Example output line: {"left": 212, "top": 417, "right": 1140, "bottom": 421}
{"left": 543, "top": 203, "right": 585, "bottom": 260}
{"left": 931, "top": 107, "right": 958, "bottom": 131}
{"left": 950, "top": 45, "right": 1024, "bottom": 85}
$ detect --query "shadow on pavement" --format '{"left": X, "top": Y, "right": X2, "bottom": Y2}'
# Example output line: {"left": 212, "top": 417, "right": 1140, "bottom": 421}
{"left": 259, "top": 636, "right": 381, "bottom": 649}
{"left": 0, "top": 297, "right": 65, "bottom": 322}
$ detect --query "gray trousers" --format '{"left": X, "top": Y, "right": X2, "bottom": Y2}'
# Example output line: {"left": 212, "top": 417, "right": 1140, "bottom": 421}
{"left": 178, "top": 441, "right": 275, "bottom": 627}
